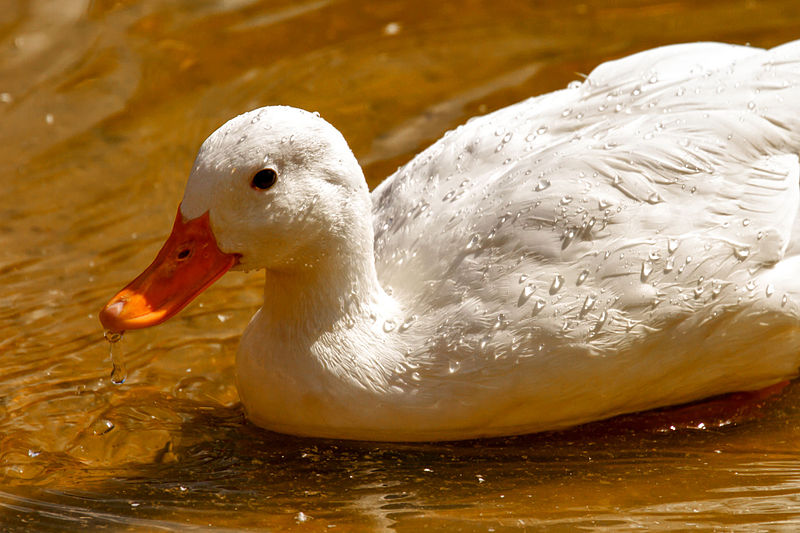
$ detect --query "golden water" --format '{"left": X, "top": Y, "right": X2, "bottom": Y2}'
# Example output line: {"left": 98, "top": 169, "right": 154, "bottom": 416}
{"left": 3, "top": 0, "right": 800, "bottom": 529}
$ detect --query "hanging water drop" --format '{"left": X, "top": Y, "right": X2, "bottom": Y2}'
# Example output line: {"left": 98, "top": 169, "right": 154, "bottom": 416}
{"left": 576, "top": 269, "right": 589, "bottom": 286}
{"left": 104, "top": 330, "right": 127, "bottom": 385}
{"left": 765, "top": 283, "right": 775, "bottom": 297}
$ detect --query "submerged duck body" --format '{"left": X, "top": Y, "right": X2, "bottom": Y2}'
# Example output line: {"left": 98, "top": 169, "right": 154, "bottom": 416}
{"left": 102, "top": 40, "right": 800, "bottom": 441}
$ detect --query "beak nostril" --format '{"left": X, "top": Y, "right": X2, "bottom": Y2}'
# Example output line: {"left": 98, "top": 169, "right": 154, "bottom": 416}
{"left": 177, "top": 248, "right": 191, "bottom": 260}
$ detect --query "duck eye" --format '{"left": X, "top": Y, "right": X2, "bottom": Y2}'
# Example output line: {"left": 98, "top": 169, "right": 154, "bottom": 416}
{"left": 251, "top": 168, "right": 278, "bottom": 190}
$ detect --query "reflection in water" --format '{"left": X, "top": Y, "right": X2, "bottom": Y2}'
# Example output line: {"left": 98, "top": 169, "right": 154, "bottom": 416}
{"left": 3, "top": 0, "right": 800, "bottom": 529}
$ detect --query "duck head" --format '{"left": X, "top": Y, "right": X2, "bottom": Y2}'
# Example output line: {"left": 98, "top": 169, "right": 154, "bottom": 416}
{"left": 100, "top": 106, "right": 368, "bottom": 332}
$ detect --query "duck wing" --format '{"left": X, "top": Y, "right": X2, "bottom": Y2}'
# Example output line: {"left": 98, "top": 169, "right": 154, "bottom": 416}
{"left": 371, "top": 41, "right": 800, "bottom": 361}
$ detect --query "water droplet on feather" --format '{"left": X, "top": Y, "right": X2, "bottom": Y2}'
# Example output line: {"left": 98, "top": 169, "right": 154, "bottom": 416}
{"left": 549, "top": 275, "right": 565, "bottom": 294}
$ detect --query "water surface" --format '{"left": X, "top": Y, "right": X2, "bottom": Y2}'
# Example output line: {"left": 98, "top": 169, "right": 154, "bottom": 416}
{"left": 3, "top": 0, "right": 800, "bottom": 530}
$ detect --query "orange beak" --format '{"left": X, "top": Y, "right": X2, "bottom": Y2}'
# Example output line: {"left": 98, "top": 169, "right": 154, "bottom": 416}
{"left": 99, "top": 205, "right": 238, "bottom": 332}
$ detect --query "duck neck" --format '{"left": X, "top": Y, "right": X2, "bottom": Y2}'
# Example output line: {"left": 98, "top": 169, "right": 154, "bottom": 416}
{"left": 259, "top": 247, "right": 390, "bottom": 332}
{"left": 255, "top": 198, "right": 403, "bottom": 359}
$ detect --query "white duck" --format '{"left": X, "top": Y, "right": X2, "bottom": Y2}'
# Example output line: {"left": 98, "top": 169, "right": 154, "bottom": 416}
{"left": 101, "top": 40, "right": 800, "bottom": 441}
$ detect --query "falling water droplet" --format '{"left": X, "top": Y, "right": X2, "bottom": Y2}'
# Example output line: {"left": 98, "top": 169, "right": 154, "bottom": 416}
{"left": 782, "top": 294, "right": 788, "bottom": 306}
{"left": 576, "top": 269, "right": 589, "bottom": 286}
{"left": 519, "top": 274, "right": 529, "bottom": 283}
{"left": 694, "top": 285, "right": 704, "bottom": 299}
{"left": 765, "top": 283, "right": 775, "bottom": 297}
{"left": 466, "top": 234, "right": 480, "bottom": 250}
{"left": 641, "top": 261, "right": 654, "bottom": 282}
{"left": 383, "top": 319, "right": 397, "bottom": 332}
{"left": 549, "top": 274, "right": 565, "bottom": 294}
{"left": 664, "top": 256, "right": 675, "bottom": 273}
{"left": 532, "top": 299, "right": 546, "bottom": 316}
{"left": 104, "top": 330, "right": 127, "bottom": 384}
{"left": 448, "top": 360, "right": 461, "bottom": 374}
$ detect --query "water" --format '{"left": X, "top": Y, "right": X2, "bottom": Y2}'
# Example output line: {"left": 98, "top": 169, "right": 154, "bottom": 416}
{"left": 3, "top": 0, "right": 800, "bottom": 530}
{"left": 104, "top": 330, "right": 127, "bottom": 384}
